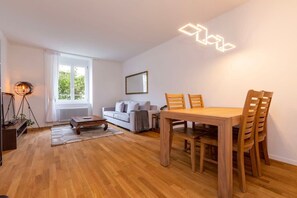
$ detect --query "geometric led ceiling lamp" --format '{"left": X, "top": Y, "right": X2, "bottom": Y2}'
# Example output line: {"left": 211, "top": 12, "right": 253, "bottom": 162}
{"left": 178, "top": 23, "right": 236, "bottom": 52}
{"left": 195, "top": 24, "right": 208, "bottom": 45}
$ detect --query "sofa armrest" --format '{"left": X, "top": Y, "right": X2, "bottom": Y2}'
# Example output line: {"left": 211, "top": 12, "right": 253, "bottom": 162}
{"left": 148, "top": 110, "right": 159, "bottom": 128}
{"left": 148, "top": 109, "right": 158, "bottom": 114}
{"left": 150, "top": 105, "right": 158, "bottom": 110}
{"left": 102, "top": 107, "right": 115, "bottom": 112}
{"left": 129, "top": 111, "right": 136, "bottom": 131}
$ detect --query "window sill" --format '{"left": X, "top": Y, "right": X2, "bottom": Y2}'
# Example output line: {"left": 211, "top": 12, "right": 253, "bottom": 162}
{"left": 55, "top": 103, "right": 90, "bottom": 109}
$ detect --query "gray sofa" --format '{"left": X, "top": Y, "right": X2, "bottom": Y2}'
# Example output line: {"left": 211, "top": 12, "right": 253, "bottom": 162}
{"left": 102, "top": 101, "right": 158, "bottom": 132}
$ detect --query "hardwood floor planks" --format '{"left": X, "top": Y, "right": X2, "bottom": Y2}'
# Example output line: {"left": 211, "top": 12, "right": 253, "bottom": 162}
{"left": 0, "top": 125, "right": 297, "bottom": 197}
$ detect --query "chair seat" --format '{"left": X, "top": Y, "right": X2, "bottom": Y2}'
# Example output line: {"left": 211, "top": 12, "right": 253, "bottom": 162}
{"left": 173, "top": 127, "right": 205, "bottom": 139}
{"left": 194, "top": 123, "right": 217, "bottom": 131}
{"left": 172, "top": 119, "right": 185, "bottom": 124}
{"left": 200, "top": 130, "right": 254, "bottom": 152}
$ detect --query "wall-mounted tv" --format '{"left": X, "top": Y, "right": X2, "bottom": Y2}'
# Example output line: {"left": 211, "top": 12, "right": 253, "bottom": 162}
{"left": 1, "top": 92, "right": 17, "bottom": 127}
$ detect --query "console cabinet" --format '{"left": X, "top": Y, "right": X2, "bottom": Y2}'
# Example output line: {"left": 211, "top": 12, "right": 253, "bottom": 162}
{"left": 2, "top": 119, "right": 27, "bottom": 151}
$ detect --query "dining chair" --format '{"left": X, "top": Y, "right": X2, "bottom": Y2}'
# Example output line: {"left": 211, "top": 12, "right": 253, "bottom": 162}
{"left": 188, "top": 94, "right": 204, "bottom": 108}
{"left": 188, "top": 94, "right": 218, "bottom": 160}
{"left": 165, "top": 93, "right": 188, "bottom": 129}
{"left": 188, "top": 94, "right": 204, "bottom": 129}
{"left": 188, "top": 94, "right": 217, "bottom": 129}
{"left": 165, "top": 93, "right": 188, "bottom": 149}
{"left": 254, "top": 90, "right": 273, "bottom": 176}
{"left": 199, "top": 90, "right": 264, "bottom": 192}
{"left": 165, "top": 93, "right": 206, "bottom": 172}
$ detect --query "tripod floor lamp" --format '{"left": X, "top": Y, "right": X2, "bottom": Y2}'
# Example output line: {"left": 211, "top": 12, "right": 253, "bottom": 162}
{"left": 14, "top": 81, "right": 40, "bottom": 128}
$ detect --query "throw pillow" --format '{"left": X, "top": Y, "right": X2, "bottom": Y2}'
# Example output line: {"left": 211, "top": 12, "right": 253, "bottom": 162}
{"left": 115, "top": 102, "right": 124, "bottom": 112}
{"left": 126, "top": 102, "right": 139, "bottom": 113}
{"left": 121, "top": 101, "right": 130, "bottom": 112}
{"left": 123, "top": 104, "right": 128, "bottom": 113}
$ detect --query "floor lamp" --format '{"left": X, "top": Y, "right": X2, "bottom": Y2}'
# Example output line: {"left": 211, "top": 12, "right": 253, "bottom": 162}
{"left": 15, "top": 81, "right": 40, "bottom": 128}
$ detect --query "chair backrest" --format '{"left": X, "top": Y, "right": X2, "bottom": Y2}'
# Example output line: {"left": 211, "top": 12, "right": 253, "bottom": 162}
{"left": 255, "top": 91, "right": 273, "bottom": 140}
{"left": 238, "top": 90, "right": 264, "bottom": 151}
{"left": 188, "top": 94, "right": 204, "bottom": 108}
{"left": 165, "top": 93, "right": 186, "bottom": 110}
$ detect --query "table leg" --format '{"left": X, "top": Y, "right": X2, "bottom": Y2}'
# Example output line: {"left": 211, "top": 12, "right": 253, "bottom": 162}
{"left": 70, "top": 121, "right": 74, "bottom": 128}
{"left": 218, "top": 119, "right": 233, "bottom": 198}
{"left": 103, "top": 123, "right": 108, "bottom": 131}
{"left": 76, "top": 127, "right": 81, "bottom": 135}
{"left": 160, "top": 115, "right": 171, "bottom": 166}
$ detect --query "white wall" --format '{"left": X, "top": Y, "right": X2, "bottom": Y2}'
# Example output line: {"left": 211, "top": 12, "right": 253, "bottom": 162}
{"left": 8, "top": 43, "right": 46, "bottom": 127}
{"left": 7, "top": 43, "right": 123, "bottom": 126}
{"left": 123, "top": 0, "right": 297, "bottom": 165}
{"left": 92, "top": 59, "right": 122, "bottom": 116}
{"left": 0, "top": 30, "right": 10, "bottom": 91}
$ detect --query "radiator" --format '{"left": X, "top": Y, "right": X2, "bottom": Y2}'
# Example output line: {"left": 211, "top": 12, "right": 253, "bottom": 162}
{"left": 57, "top": 108, "right": 89, "bottom": 121}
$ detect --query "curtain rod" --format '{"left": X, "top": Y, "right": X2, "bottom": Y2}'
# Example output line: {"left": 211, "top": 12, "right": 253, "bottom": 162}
{"left": 45, "top": 49, "right": 99, "bottom": 60}
{"left": 45, "top": 48, "right": 121, "bottom": 63}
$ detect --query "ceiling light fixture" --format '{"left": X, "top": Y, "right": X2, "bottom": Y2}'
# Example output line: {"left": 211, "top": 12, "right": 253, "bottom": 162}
{"left": 195, "top": 24, "right": 208, "bottom": 45}
{"left": 178, "top": 23, "right": 236, "bottom": 52}
{"left": 178, "top": 23, "right": 200, "bottom": 36}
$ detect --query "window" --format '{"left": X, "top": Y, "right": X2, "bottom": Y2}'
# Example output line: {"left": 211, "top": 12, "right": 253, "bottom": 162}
{"left": 57, "top": 55, "right": 90, "bottom": 104}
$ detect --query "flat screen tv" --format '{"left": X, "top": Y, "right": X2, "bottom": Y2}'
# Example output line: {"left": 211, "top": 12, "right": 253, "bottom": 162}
{"left": 1, "top": 92, "right": 17, "bottom": 127}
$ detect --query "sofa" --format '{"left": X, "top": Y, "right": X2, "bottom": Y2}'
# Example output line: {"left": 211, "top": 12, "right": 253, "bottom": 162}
{"left": 102, "top": 101, "right": 158, "bottom": 132}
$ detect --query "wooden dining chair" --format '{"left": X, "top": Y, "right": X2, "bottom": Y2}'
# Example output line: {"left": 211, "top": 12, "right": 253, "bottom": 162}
{"left": 188, "top": 94, "right": 218, "bottom": 159}
{"left": 165, "top": 93, "right": 205, "bottom": 172}
{"left": 199, "top": 90, "right": 263, "bottom": 192}
{"left": 165, "top": 93, "right": 188, "bottom": 129}
{"left": 188, "top": 94, "right": 204, "bottom": 108}
{"left": 165, "top": 94, "right": 187, "bottom": 150}
{"left": 188, "top": 94, "right": 217, "bottom": 130}
{"left": 188, "top": 94, "right": 204, "bottom": 129}
{"left": 254, "top": 91, "right": 273, "bottom": 176}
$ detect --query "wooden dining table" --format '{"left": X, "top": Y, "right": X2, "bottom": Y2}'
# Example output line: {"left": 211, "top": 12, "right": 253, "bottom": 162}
{"left": 160, "top": 107, "right": 242, "bottom": 198}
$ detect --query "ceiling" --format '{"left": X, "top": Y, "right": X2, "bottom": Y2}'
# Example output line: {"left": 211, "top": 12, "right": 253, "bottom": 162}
{"left": 0, "top": 0, "right": 247, "bottom": 61}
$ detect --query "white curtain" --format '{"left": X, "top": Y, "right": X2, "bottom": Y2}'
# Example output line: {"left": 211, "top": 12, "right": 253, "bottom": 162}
{"left": 44, "top": 51, "right": 59, "bottom": 122}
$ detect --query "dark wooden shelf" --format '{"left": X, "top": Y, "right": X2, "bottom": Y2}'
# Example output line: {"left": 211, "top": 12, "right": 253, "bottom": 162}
{"left": 2, "top": 119, "right": 28, "bottom": 151}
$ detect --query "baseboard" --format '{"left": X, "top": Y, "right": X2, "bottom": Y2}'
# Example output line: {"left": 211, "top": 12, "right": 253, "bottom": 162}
{"left": 270, "top": 154, "right": 297, "bottom": 166}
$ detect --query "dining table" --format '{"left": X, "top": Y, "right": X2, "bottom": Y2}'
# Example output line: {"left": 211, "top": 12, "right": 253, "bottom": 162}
{"left": 160, "top": 107, "right": 243, "bottom": 198}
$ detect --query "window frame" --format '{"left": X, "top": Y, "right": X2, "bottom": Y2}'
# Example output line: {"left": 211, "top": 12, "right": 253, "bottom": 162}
{"left": 56, "top": 58, "right": 90, "bottom": 105}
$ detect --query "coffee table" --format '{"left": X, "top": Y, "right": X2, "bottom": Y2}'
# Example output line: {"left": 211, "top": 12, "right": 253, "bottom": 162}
{"left": 70, "top": 115, "right": 108, "bottom": 135}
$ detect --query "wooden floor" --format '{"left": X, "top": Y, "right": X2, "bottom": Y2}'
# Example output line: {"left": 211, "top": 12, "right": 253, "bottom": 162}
{"left": 0, "top": 125, "right": 297, "bottom": 198}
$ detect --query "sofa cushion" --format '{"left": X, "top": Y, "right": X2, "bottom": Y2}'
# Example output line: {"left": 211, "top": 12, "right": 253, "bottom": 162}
{"left": 139, "top": 101, "right": 151, "bottom": 111}
{"left": 115, "top": 102, "right": 124, "bottom": 112}
{"left": 127, "top": 101, "right": 139, "bottom": 113}
{"left": 113, "top": 112, "right": 130, "bottom": 122}
{"left": 103, "top": 111, "right": 115, "bottom": 117}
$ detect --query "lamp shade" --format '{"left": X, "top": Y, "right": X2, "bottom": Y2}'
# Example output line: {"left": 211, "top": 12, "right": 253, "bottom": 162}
{"left": 14, "top": 81, "right": 34, "bottom": 96}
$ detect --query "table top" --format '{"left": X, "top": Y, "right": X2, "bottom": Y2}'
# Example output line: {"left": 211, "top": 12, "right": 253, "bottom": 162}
{"left": 71, "top": 115, "right": 106, "bottom": 123}
{"left": 161, "top": 107, "right": 243, "bottom": 118}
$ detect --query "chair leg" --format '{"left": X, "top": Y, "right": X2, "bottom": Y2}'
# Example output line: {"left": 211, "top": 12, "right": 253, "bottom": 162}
{"left": 255, "top": 141, "right": 262, "bottom": 177}
{"left": 262, "top": 138, "right": 270, "bottom": 165}
{"left": 192, "top": 122, "right": 195, "bottom": 130}
{"left": 184, "top": 121, "right": 188, "bottom": 128}
{"left": 250, "top": 147, "right": 258, "bottom": 177}
{"left": 190, "top": 139, "right": 196, "bottom": 172}
{"left": 184, "top": 140, "right": 188, "bottom": 151}
{"left": 237, "top": 151, "right": 247, "bottom": 192}
{"left": 200, "top": 142, "right": 205, "bottom": 173}
{"left": 211, "top": 146, "right": 217, "bottom": 160}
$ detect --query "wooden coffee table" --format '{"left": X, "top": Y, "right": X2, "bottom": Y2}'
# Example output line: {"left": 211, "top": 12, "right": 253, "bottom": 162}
{"left": 70, "top": 115, "right": 108, "bottom": 135}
